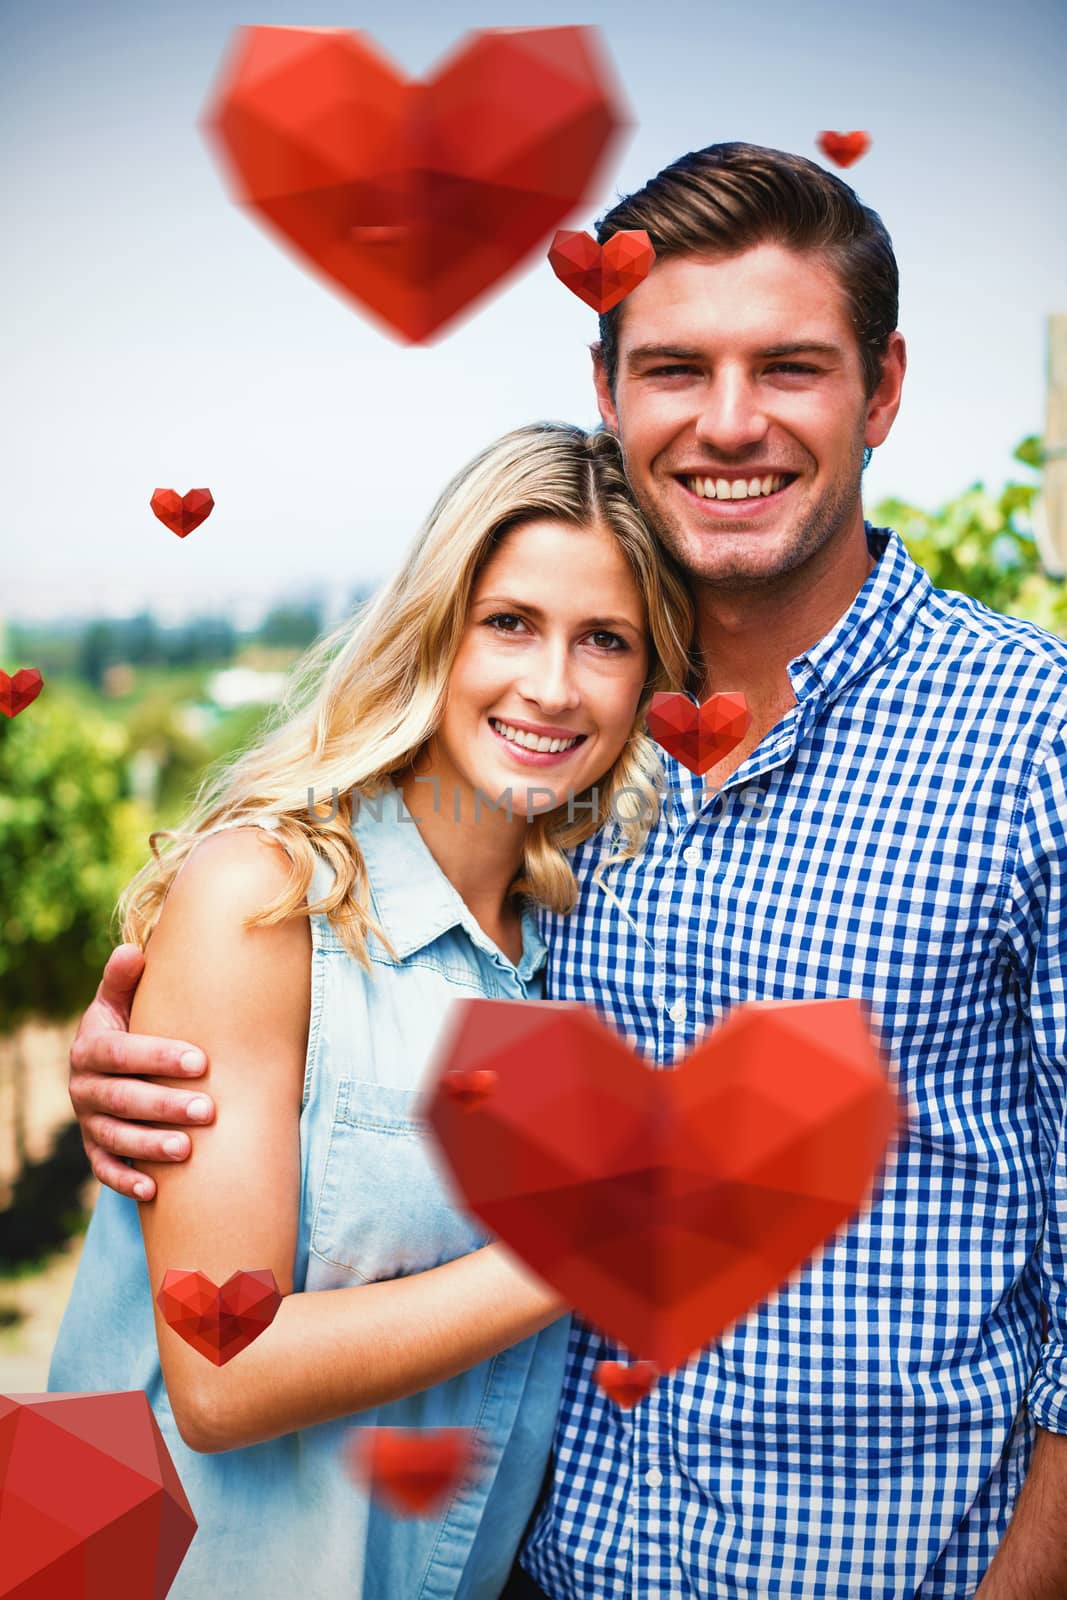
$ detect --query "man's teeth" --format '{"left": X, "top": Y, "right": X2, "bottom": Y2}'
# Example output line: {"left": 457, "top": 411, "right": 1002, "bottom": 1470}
{"left": 490, "top": 719, "right": 580, "bottom": 754}
{"left": 684, "top": 473, "right": 793, "bottom": 500}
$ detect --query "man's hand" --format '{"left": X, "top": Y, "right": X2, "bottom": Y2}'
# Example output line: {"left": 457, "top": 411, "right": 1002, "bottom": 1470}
{"left": 69, "top": 943, "right": 216, "bottom": 1202}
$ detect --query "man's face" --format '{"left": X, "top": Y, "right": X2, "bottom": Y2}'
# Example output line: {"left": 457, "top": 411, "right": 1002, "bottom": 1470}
{"left": 594, "top": 242, "right": 904, "bottom": 591}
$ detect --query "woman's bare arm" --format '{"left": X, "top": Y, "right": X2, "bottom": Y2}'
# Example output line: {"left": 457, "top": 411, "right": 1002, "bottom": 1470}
{"left": 133, "top": 828, "right": 565, "bottom": 1455}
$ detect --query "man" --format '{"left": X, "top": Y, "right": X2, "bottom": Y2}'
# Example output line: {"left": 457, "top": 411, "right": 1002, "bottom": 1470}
{"left": 67, "top": 143, "right": 1067, "bottom": 1598}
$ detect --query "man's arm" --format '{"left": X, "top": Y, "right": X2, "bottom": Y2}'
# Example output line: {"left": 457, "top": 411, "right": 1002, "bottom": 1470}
{"left": 975, "top": 718, "right": 1067, "bottom": 1595}
{"left": 971, "top": 1427, "right": 1067, "bottom": 1599}
{"left": 69, "top": 943, "right": 217, "bottom": 1200}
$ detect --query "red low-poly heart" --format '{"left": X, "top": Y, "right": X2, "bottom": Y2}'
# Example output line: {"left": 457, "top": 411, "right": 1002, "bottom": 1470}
{"left": 441, "top": 1067, "right": 498, "bottom": 1110}
{"left": 346, "top": 1427, "right": 479, "bottom": 1516}
{"left": 594, "top": 1360, "right": 659, "bottom": 1408}
{"left": 201, "top": 25, "right": 627, "bottom": 343}
{"left": 156, "top": 1268, "right": 281, "bottom": 1366}
{"left": 548, "top": 228, "right": 655, "bottom": 313}
{"left": 150, "top": 488, "right": 215, "bottom": 538}
{"left": 424, "top": 998, "right": 901, "bottom": 1371}
{"left": 0, "top": 1391, "right": 197, "bottom": 1596}
{"left": 0, "top": 669, "right": 43, "bottom": 719}
{"left": 816, "top": 130, "right": 871, "bottom": 168}
{"left": 645, "top": 690, "right": 750, "bottom": 775}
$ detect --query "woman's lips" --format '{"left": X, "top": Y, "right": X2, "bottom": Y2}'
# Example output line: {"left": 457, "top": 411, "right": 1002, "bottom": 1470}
{"left": 488, "top": 719, "right": 588, "bottom": 767}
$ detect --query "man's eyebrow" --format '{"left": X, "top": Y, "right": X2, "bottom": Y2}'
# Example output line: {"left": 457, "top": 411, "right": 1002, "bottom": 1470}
{"left": 474, "top": 596, "right": 642, "bottom": 632}
{"left": 625, "top": 340, "right": 844, "bottom": 367}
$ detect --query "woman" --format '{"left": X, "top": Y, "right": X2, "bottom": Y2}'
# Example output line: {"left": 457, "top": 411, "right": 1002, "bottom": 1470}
{"left": 49, "top": 422, "right": 697, "bottom": 1598}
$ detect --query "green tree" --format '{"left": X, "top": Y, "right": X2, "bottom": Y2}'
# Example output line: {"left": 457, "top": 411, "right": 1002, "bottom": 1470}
{"left": 871, "top": 435, "right": 1067, "bottom": 636}
{"left": 0, "top": 689, "right": 151, "bottom": 1263}
{"left": 0, "top": 689, "right": 147, "bottom": 1078}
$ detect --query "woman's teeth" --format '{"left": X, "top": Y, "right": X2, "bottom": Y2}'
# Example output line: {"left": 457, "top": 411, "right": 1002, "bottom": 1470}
{"left": 490, "top": 719, "right": 581, "bottom": 754}
{"left": 684, "top": 473, "right": 794, "bottom": 500}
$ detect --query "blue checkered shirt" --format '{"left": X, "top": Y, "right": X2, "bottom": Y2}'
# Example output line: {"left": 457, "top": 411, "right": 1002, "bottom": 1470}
{"left": 522, "top": 522, "right": 1067, "bottom": 1599}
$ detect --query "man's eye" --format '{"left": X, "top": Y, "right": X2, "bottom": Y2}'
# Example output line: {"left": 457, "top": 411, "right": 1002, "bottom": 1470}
{"left": 771, "top": 363, "right": 819, "bottom": 374}
{"left": 646, "top": 365, "right": 695, "bottom": 377}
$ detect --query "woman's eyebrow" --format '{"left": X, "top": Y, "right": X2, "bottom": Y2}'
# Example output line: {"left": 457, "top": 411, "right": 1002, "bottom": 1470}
{"left": 474, "top": 596, "right": 642, "bottom": 631}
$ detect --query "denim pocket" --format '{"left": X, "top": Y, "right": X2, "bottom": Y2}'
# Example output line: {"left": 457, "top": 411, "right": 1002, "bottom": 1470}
{"left": 309, "top": 1077, "right": 492, "bottom": 1283}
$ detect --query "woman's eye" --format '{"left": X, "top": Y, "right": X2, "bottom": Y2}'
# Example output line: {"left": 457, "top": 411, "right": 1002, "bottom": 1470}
{"left": 483, "top": 613, "right": 527, "bottom": 633}
{"left": 589, "top": 630, "right": 627, "bottom": 652}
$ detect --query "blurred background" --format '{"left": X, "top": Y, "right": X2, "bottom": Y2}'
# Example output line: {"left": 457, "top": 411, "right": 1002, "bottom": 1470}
{"left": 2, "top": 0, "right": 1066, "bottom": 1387}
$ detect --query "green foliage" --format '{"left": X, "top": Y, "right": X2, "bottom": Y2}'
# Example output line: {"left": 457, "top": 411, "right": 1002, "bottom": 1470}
{"left": 0, "top": 689, "right": 150, "bottom": 1033}
{"left": 870, "top": 434, "right": 1067, "bottom": 637}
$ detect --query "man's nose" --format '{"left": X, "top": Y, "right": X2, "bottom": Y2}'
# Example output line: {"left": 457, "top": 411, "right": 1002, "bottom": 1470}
{"left": 692, "top": 368, "right": 769, "bottom": 454}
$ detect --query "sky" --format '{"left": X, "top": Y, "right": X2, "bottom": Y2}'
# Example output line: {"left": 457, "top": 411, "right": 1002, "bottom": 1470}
{"left": 3, "top": 0, "right": 1065, "bottom": 624}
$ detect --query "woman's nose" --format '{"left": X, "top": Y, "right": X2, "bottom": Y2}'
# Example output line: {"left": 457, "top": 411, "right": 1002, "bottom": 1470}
{"left": 516, "top": 641, "right": 581, "bottom": 711}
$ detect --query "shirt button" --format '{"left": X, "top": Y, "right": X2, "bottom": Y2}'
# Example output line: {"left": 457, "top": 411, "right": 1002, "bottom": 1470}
{"left": 668, "top": 999, "right": 687, "bottom": 1023}
{"left": 682, "top": 845, "right": 701, "bottom": 866}
{"left": 645, "top": 1467, "right": 663, "bottom": 1487}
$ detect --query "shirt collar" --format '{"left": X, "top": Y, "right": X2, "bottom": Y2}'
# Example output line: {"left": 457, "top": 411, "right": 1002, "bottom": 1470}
{"left": 353, "top": 778, "right": 548, "bottom": 982}
{"left": 783, "top": 522, "right": 934, "bottom": 707}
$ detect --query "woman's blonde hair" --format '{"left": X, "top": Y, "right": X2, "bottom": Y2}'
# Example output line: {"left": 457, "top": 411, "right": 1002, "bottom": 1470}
{"left": 119, "top": 423, "right": 699, "bottom": 970}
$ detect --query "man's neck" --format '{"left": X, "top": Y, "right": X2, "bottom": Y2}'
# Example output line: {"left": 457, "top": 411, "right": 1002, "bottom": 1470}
{"left": 694, "top": 519, "right": 877, "bottom": 707}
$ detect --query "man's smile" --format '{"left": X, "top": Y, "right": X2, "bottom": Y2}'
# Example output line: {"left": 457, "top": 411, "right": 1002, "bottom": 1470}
{"left": 674, "top": 470, "right": 800, "bottom": 517}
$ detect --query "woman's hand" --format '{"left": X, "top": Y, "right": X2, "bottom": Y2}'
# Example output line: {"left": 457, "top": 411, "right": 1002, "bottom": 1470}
{"left": 68, "top": 943, "right": 217, "bottom": 1200}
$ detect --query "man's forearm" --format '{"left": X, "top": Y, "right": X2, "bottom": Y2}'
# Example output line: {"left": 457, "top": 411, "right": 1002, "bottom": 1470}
{"left": 972, "top": 1424, "right": 1067, "bottom": 1599}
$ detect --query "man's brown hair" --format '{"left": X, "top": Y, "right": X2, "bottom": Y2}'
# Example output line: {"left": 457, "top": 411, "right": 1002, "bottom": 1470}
{"left": 595, "top": 141, "right": 899, "bottom": 407}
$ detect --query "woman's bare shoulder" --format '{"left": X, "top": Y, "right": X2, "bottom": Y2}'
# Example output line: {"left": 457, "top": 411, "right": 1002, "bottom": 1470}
{"left": 133, "top": 826, "right": 311, "bottom": 1063}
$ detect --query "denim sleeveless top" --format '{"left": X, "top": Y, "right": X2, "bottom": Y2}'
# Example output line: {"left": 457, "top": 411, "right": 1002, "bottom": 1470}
{"left": 49, "top": 783, "right": 572, "bottom": 1599}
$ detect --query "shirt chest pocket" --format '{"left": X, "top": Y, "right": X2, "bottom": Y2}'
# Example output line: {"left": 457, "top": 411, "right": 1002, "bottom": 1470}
{"left": 309, "top": 1077, "right": 492, "bottom": 1284}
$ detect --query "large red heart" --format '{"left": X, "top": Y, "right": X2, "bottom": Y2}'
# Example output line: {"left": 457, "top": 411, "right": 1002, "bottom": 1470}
{"left": 150, "top": 488, "right": 214, "bottom": 539}
{"left": 156, "top": 1268, "right": 281, "bottom": 1366}
{"left": 548, "top": 229, "right": 655, "bottom": 313}
{"left": 201, "top": 26, "right": 627, "bottom": 343}
{"left": 816, "top": 130, "right": 871, "bottom": 168}
{"left": 645, "top": 690, "right": 750, "bottom": 775}
{"left": 424, "top": 999, "right": 901, "bottom": 1371}
{"left": 346, "top": 1427, "right": 479, "bottom": 1517}
{"left": 0, "top": 1391, "right": 196, "bottom": 1596}
{"left": 0, "top": 669, "right": 43, "bottom": 719}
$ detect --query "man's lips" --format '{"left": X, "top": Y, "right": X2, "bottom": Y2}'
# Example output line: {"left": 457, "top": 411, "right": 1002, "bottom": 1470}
{"left": 675, "top": 473, "right": 799, "bottom": 517}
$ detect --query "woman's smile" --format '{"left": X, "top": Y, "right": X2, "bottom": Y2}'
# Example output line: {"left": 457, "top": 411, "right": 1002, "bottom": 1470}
{"left": 487, "top": 715, "right": 590, "bottom": 766}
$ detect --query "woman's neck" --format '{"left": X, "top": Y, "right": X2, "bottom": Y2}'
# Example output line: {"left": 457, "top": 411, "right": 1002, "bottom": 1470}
{"left": 393, "top": 769, "right": 530, "bottom": 949}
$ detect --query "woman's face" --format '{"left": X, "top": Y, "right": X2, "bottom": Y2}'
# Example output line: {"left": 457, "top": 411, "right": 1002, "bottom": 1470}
{"left": 432, "top": 517, "right": 650, "bottom": 822}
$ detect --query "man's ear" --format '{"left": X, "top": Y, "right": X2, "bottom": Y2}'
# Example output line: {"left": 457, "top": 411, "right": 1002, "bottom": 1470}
{"left": 864, "top": 331, "right": 907, "bottom": 450}
{"left": 591, "top": 343, "right": 621, "bottom": 435}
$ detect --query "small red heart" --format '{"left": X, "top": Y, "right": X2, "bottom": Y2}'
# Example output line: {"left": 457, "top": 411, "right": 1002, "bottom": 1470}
{"left": 202, "top": 26, "right": 626, "bottom": 344}
{"left": 150, "top": 488, "right": 215, "bottom": 538}
{"left": 645, "top": 690, "right": 750, "bottom": 775}
{"left": 548, "top": 229, "right": 655, "bottom": 313}
{"left": 346, "top": 1427, "right": 479, "bottom": 1516}
{"left": 594, "top": 1360, "right": 659, "bottom": 1408}
{"left": 816, "top": 130, "right": 871, "bottom": 168}
{"left": 0, "top": 669, "right": 43, "bottom": 719}
{"left": 425, "top": 997, "right": 901, "bottom": 1371}
{"left": 156, "top": 1268, "right": 281, "bottom": 1365}
{"left": 441, "top": 1067, "right": 498, "bottom": 1110}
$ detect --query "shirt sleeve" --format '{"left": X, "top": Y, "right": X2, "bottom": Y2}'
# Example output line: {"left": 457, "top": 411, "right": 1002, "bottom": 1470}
{"left": 1000, "top": 718, "right": 1067, "bottom": 1432}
